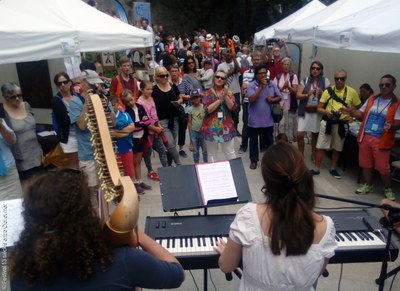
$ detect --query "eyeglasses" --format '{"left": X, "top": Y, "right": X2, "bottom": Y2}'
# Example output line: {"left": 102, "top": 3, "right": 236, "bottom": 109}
{"left": 379, "top": 83, "right": 392, "bottom": 88}
{"left": 334, "top": 77, "right": 346, "bottom": 82}
{"left": 8, "top": 94, "right": 23, "bottom": 100}
{"left": 157, "top": 74, "right": 169, "bottom": 78}
{"left": 215, "top": 75, "right": 226, "bottom": 80}
{"left": 311, "top": 67, "right": 321, "bottom": 71}
{"left": 57, "top": 80, "right": 70, "bottom": 86}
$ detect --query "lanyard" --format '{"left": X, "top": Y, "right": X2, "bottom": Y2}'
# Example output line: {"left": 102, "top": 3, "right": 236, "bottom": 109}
{"left": 376, "top": 97, "right": 391, "bottom": 115}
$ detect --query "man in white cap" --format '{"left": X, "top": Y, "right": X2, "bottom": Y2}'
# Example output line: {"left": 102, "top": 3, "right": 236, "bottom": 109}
{"left": 201, "top": 33, "right": 214, "bottom": 54}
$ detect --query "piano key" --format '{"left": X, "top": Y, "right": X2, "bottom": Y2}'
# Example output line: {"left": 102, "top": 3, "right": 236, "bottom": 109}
{"left": 336, "top": 231, "right": 386, "bottom": 249}
{"left": 355, "top": 231, "right": 365, "bottom": 241}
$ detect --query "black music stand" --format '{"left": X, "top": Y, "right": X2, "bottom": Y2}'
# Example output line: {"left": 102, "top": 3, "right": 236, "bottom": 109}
{"left": 158, "top": 157, "right": 252, "bottom": 213}
{"left": 157, "top": 157, "right": 251, "bottom": 291}
{"left": 317, "top": 194, "right": 400, "bottom": 291}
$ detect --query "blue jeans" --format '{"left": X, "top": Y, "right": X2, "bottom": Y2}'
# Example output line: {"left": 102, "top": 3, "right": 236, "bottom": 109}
{"left": 190, "top": 131, "right": 208, "bottom": 164}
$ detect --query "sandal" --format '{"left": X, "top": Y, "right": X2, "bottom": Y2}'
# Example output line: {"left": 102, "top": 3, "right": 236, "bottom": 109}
{"left": 147, "top": 171, "right": 159, "bottom": 181}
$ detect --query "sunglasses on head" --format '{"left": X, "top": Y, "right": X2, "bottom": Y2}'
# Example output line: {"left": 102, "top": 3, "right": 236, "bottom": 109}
{"left": 311, "top": 67, "right": 321, "bottom": 71}
{"left": 215, "top": 75, "right": 226, "bottom": 80}
{"left": 379, "top": 83, "right": 392, "bottom": 88}
{"left": 8, "top": 94, "right": 23, "bottom": 100}
{"left": 158, "top": 74, "right": 169, "bottom": 78}
{"left": 334, "top": 77, "right": 346, "bottom": 82}
{"left": 57, "top": 80, "right": 70, "bottom": 86}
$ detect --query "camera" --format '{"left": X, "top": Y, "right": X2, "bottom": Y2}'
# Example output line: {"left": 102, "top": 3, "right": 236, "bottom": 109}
{"left": 331, "top": 111, "right": 340, "bottom": 122}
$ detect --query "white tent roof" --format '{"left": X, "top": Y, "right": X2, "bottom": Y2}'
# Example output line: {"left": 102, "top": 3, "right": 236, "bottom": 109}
{"left": 0, "top": 0, "right": 153, "bottom": 64}
{"left": 253, "top": 0, "right": 326, "bottom": 45}
{"left": 274, "top": 0, "right": 383, "bottom": 43}
{"left": 313, "top": 0, "right": 400, "bottom": 53}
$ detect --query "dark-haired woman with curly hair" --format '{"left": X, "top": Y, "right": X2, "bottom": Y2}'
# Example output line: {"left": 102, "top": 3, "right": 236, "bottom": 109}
{"left": 10, "top": 169, "right": 184, "bottom": 290}
{"left": 214, "top": 143, "right": 337, "bottom": 290}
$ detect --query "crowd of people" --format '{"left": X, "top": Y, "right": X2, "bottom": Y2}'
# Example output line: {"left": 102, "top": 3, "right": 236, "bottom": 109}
{"left": 2, "top": 11, "right": 400, "bottom": 288}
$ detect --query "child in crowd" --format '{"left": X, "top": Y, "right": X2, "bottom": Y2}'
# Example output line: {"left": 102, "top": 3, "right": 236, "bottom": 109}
{"left": 136, "top": 81, "right": 168, "bottom": 181}
{"left": 198, "top": 59, "right": 214, "bottom": 90}
{"left": 120, "top": 89, "right": 152, "bottom": 194}
{"left": 109, "top": 95, "right": 136, "bottom": 188}
{"left": 188, "top": 90, "right": 208, "bottom": 163}
{"left": 276, "top": 133, "right": 289, "bottom": 144}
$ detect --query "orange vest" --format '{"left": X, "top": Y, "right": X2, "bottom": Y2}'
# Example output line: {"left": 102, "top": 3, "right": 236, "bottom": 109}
{"left": 357, "top": 95, "right": 400, "bottom": 149}
{"left": 114, "top": 75, "right": 138, "bottom": 109}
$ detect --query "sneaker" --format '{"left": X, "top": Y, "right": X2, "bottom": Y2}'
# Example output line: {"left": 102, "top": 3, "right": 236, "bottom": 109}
{"left": 238, "top": 147, "right": 246, "bottom": 154}
{"left": 309, "top": 169, "right": 320, "bottom": 176}
{"left": 384, "top": 188, "right": 396, "bottom": 201}
{"left": 147, "top": 171, "right": 159, "bottom": 181}
{"left": 355, "top": 184, "right": 374, "bottom": 195}
{"left": 329, "top": 169, "right": 342, "bottom": 179}
{"left": 140, "top": 182, "right": 152, "bottom": 190}
{"left": 134, "top": 183, "right": 145, "bottom": 194}
{"left": 250, "top": 162, "right": 257, "bottom": 170}
{"left": 179, "top": 150, "right": 187, "bottom": 158}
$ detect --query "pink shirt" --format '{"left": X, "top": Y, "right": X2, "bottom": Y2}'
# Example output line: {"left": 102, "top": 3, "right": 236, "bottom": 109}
{"left": 137, "top": 96, "right": 159, "bottom": 134}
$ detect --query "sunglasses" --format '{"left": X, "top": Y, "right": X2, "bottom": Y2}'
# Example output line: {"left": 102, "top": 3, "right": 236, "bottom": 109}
{"left": 215, "top": 75, "right": 226, "bottom": 80}
{"left": 8, "top": 94, "right": 23, "bottom": 100}
{"left": 158, "top": 74, "right": 169, "bottom": 78}
{"left": 311, "top": 67, "right": 321, "bottom": 71}
{"left": 379, "top": 83, "right": 392, "bottom": 88}
{"left": 57, "top": 80, "right": 70, "bottom": 86}
{"left": 334, "top": 77, "right": 346, "bottom": 82}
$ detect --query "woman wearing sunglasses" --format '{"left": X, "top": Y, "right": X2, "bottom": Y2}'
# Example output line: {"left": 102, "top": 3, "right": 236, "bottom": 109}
{"left": 201, "top": 70, "right": 237, "bottom": 162}
{"left": 296, "top": 61, "right": 330, "bottom": 164}
{"left": 1, "top": 82, "right": 43, "bottom": 181}
{"left": 152, "top": 66, "right": 182, "bottom": 166}
{"left": 51, "top": 72, "right": 83, "bottom": 169}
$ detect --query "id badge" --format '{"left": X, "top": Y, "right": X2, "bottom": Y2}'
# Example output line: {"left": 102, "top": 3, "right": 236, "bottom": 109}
{"left": 371, "top": 123, "right": 379, "bottom": 131}
{"left": 310, "top": 98, "right": 318, "bottom": 106}
{"left": 283, "top": 93, "right": 289, "bottom": 100}
{"left": 217, "top": 111, "right": 223, "bottom": 119}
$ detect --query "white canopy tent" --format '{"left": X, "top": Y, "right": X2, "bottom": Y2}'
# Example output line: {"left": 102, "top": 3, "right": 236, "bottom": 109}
{"left": 274, "top": 0, "right": 383, "bottom": 43}
{"left": 0, "top": 0, "right": 153, "bottom": 64}
{"left": 313, "top": 0, "right": 400, "bottom": 53}
{"left": 253, "top": 0, "right": 326, "bottom": 45}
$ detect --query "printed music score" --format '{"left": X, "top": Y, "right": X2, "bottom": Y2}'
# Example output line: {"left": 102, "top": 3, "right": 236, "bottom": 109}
{"left": 196, "top": 161, "right": 238, "bottom": 205}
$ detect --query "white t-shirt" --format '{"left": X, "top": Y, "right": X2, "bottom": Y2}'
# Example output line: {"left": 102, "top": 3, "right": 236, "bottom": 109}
{"left": 230, "top": 203, "right": 337, "bottom": 291}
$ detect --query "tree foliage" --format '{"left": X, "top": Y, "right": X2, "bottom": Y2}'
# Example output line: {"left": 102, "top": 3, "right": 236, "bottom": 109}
{"left": 149, "top": 0, "right": 304, "bottom": 41}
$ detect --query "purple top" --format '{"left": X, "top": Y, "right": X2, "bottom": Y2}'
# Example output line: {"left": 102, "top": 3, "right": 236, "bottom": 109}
{"left": 246, "top": 80, "right": 281, "bottom": 128}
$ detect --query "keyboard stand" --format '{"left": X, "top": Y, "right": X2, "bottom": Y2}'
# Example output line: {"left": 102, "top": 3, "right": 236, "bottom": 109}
{"left": 375, "top": 208, "right": 400, "bottom": 290}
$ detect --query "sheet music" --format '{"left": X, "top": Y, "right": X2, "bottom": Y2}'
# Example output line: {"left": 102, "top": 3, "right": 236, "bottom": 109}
{"left": 196, "top": 161, "right": 238, "bottom": 205}
{"left": 0, "top": 199, "right": 24, "bottom": 248}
